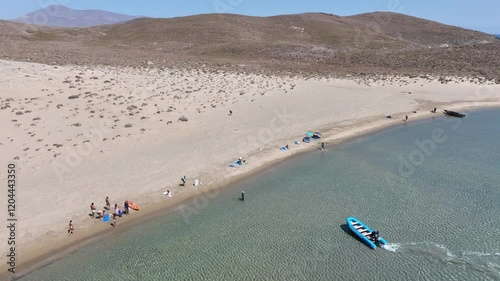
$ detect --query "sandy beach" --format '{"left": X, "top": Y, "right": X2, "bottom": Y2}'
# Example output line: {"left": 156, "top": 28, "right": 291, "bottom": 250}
{"left": 1, "top": 59, "right": 500, "bottom": 276}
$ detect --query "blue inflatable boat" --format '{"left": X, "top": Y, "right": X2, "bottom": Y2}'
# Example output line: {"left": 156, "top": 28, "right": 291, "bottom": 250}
{"left": 346, "top": 217, "right": 387, "bottom": 249}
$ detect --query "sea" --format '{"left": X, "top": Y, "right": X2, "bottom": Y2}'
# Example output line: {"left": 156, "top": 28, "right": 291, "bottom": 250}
{"left": 15, "top": 109, "right": 500, "bottom": 281}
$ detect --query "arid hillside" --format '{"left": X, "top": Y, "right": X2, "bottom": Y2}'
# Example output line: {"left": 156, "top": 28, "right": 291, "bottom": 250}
{"left": 1, "top": 12, "right": 499, "bottom": 78}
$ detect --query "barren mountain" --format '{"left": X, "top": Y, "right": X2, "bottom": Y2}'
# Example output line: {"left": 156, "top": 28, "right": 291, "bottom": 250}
{"left": 1, "top": 12, "right": 499, "bottom": 78}
{"left": 12, "top": 5, "right": 140, "bottom": 27}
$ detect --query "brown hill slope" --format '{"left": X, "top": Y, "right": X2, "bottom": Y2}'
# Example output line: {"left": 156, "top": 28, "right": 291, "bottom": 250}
{"left": 1, "top": 12, "right": 499, "bottom": 78}
{"left": 89, "top": 12, "right": 494, "bottom": 50}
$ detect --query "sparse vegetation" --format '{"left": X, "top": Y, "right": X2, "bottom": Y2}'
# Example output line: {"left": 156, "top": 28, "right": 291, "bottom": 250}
{"left": 0, "top": 13, "right": 498, "bottom": 78}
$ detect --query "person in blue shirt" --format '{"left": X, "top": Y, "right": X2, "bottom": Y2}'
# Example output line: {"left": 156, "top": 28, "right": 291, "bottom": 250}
{"left": 124, "top": 201, "right": 129, "bottom": 215}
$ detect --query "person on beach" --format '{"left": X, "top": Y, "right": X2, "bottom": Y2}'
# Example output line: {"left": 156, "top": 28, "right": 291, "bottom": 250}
{"left": 105, "top": 196, "right": 110, "bottom": 210}
{"left": 181, "top": 176, "right": 187, "bottom": 186}
{"left": 90, "top": 203, "right": 96, "bottom": 218}
{"left": 114, "top": 204, "right": 122, "bottom": 217}
{"left": 96, "top": 209, "right": 106, "bottom": 219}
{"left": 321, "top": 142, "right": 325, "bottom": 150}
{"left": 238, "top": 157, "right": 246, "bottom": 164}
{"left": 68, "top": 220, "right": 74, "bottom": 236}
{"left": 124, "top": 201, "right": 129, "bottom": 215}
{"left": 112, "top": 214, "right": 117, "bottom": 228}
{"left": 229, "top": 110, "right": 233, "bottom": 116}
{"left": 285, "top": 144, "right": 289, "bottom": 150}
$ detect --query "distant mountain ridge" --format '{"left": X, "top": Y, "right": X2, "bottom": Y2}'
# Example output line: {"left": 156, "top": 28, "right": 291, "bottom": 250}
{"left": 13, "top": 5, "right": 141, "bottom": 27}
{"left": 1, "top": 12, "right": 499, "bottom": 78}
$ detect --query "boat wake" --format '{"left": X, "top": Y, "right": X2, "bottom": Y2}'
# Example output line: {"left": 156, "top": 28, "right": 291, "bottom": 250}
{"left": 381, "top": 243, "right": 400, "bottom": 252}
{"left": 382, "top": 242, "right": 500, "bottom": 277}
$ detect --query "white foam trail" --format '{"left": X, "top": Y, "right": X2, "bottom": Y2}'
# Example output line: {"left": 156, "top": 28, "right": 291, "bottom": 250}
{"left": 463, "top": 251, "right": 500, "bottom": 257}
{"left": 434, "top": 244, "right": 456, "bottom": 259}
{"left": 382, "top": 243, "right": 400, "bottom": 252}
{"left": 381, "top": 242, "right": 500, "bottom": 276}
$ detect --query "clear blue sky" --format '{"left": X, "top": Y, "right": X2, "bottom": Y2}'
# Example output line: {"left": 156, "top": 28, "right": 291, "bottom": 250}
{"left": 1, "top": 0, "right": 499, "bottom": 33}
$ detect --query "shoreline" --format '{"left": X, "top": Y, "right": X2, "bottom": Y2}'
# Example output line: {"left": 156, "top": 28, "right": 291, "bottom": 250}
{"left": 5, "top": 101, "right": 500, "bottom": 280}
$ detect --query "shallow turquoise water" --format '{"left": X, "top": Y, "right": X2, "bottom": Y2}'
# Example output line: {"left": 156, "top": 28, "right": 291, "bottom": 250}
{"left": 17, "top": 110, "right": 500, "bottom": 281}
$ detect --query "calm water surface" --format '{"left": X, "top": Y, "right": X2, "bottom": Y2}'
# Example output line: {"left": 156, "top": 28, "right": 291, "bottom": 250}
{"left": 17, "top": 110, "right": 500, "bottom": 281}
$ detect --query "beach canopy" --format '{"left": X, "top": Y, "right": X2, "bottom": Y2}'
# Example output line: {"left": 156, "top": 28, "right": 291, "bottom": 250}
{"left": 306, "top": 131, "right": 313, "bottom": 137}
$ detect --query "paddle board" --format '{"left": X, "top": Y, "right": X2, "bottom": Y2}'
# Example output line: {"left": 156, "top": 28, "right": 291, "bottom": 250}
{"left": 126, "top": 201, "right": 140, "bottom": 211}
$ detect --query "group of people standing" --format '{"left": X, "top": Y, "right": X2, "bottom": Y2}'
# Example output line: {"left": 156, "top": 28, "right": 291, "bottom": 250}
{"left": 67, "top": 197, "right": 131, "bottom": 234}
